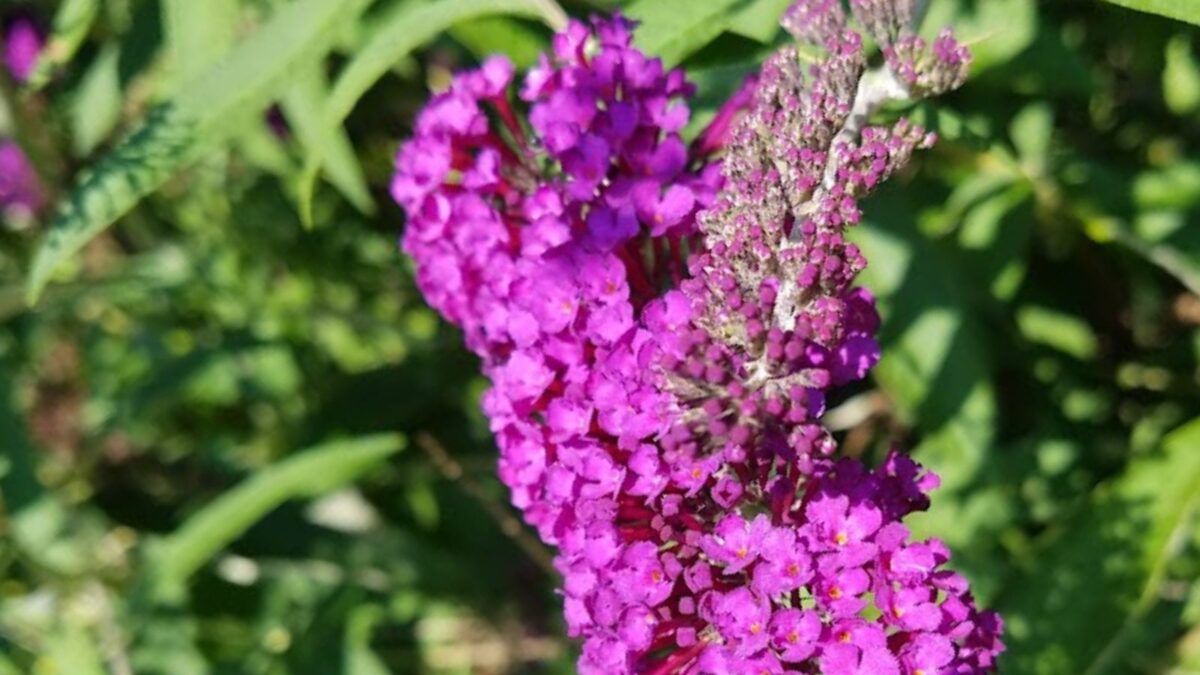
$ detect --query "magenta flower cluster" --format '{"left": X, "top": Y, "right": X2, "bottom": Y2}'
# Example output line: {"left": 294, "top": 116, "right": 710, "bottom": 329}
{"left": 0, "top": 140, "right": 43, "bottom": 216}
{"left": 393, "top": 2, "right": 1003, "bottom": 673}
{"left": 0, "top": 13, "right": 45, "bottom": 218}
{"left": 2, "top": 11, "right": 42, "bottom": 83}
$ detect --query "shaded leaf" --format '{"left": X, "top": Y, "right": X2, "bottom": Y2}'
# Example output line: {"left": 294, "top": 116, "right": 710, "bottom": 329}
{"left": 26, "top": 0, "right": 374, "bottom": 304}
{"left": 1000, "top": 417, "right": 1200, "bottom": 673}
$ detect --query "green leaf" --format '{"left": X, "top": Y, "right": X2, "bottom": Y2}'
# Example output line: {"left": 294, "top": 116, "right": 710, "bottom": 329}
{"left": 853, "top": 187, "right": 1006, "bottom": 594}
{"left": 1079, "top": 206, "right": 1200, "bottom": 296}
{"left": 854, "top": 189, "right": 999, "bottom": 490}
{"left": 25, "top": 0, "right": 373, "bottom": 305}
{"left": 1000, "top": 417, "right": 1200, "bottom": 674}
{"left": 40, "top": 625, "right": 107, "bottom": 675}
{"left": 0, "top": 362, "right": 44, "bottom": 516}
{"left": 24, "top": 0, "right": 101, "bottom": 90}
{"left": 151, "top": 433, "right": 405, "bottom": 599}
{"left": 1010, "top": 102, "right": 1054, "bottom": 178}
{"left": 69, "top": 44, "right": 123, "bottom": 156}
{"left": 726, "top": 0, "right": 792, "bottom": 43}
{"left": 450, "top": 15, "right": 549, "bottom": 69}
{"left": 682, "top": 56, "right": 766, "bottom": 140}
{"left": 627, "top": 0, "right": 748, "bottom": 66}
{"left": 345, "top": 606, "right": 393, "bottom": 675}
{"left": 953, "top": 181, "right": 1034, "bottom": 301}
{"left": 1016, "top": 305, "right": 1100, "bottom": 361}
{"left": 162, "top": 0, "right": 240, "bottom": 89}
{"left": 923, "top": 0, "right": 1036, "bottom": 71}
{"left": 0, "top": 655, "right": 21, "bottom": 675}
{"left": 1102, "top": 0, "right": 1200, "bottom": 25}
{"left": 1134, "top": 161, "right": 1200, "bottom": 211}
{"left": 1164, "top": 35, "right": 1200, "bottom": 115}
{"left": 282, "top": 61, "right": 375, "bottom": 223}
{"left": 297, "top": 0, "right": 566, "bottom": 213}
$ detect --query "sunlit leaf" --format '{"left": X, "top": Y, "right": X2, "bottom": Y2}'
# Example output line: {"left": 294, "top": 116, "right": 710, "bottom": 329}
{"left": 151, "top": 433, "right": 405, "bottom": 599}
{"left": 627, "top": 0, "right": 747, "bottom": 66}
{"left": 68, "top": 45, "right": 122, "bottom": 156}
{"left": 162, "top": 0, "right": 239, "bottom": 89}
{"left": 1102, "top": 0, "right": 1200, "bottom": 25}
{"left": 282, "top": 61, "right": 375, "bottom": 223}
{"left": 1164, "top": 36, "right": 1200, "bottom": 115}
{"left": 24, "top": 0, "right": 100, "bottom": 90}
{"left": 726, "top": 0, "right": 792, "bottom": 43}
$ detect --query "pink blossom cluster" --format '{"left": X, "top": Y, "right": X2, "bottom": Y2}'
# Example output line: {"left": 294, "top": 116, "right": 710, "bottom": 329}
{"left": 0, "top": 12, "right": 45, "bottom": 217}
{"left": 393, "top": 3, "right": 1003, "bottom": 673}
{"left": 2, "top": 10, "right": 42, "bottom": 83}
{"left": 0, "top": 140, "right": 42, "bottom": 216}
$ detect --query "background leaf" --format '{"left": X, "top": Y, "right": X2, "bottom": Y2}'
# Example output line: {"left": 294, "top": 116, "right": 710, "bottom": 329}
{"left": 151, "top": 433, "right": 405, "bottom": 599}
{"left": 627, "top": 0, "right": 750, "bottom": 66}
{"left": 999, "top": 418, "right": 1200, "bottom": 673}
{"left": 25, "top": 0, "right": 373, "bottom": 304}
{"left": 1102, "top": 0, "right": 1200, "bottom": 25}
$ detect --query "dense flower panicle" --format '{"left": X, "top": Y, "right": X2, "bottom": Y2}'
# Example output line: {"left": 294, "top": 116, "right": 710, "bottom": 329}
{"left": 392, "top": 14, "right": 720, "bottom": 545}
{"left": 0, "top": 140, "right": 44, "bottom": 216}
{"left": 394, "top": 4, "right": 1002, "bottom": 674}
{"left": 2, "top": 11, "right": 43, "bottom": 83}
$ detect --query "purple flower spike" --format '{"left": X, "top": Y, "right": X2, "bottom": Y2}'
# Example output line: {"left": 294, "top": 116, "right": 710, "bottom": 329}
{"left": 393, "top": 5, "right": 1000, "bottom": 673}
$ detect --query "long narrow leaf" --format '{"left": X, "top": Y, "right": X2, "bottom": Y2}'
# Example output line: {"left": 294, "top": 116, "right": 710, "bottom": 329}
{"left": 283, "top": 61, "right": 376, "bottom": 224}
{"left": 151, "top": 433, "right": 405, "bottom": 598}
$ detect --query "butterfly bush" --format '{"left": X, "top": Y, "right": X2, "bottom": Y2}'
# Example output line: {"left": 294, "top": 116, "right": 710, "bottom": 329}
{"left": 392, "top": 2, "right": 1002, "bottom": 673}
{"left": 0, "top": 13, "right": 45, "bottom": 217}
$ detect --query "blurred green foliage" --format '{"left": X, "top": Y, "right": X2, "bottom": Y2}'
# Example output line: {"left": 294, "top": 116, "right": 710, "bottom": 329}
{"left": 0, "top": 0, "right": 1198, "bottom": 673}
